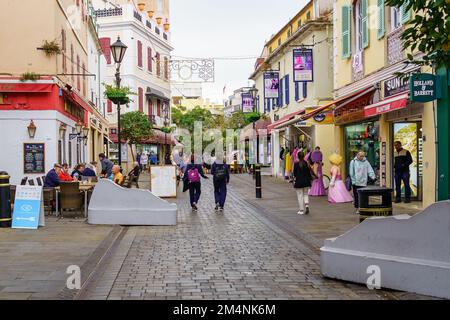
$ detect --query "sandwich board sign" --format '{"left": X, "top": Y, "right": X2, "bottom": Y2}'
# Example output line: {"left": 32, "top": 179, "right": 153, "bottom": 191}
{"left": 12, "top": 185, "right": 45, "bottom": 229}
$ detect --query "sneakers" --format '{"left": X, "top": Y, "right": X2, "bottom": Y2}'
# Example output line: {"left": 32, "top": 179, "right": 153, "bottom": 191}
{"left": 404, "top": 199, "right": 411, "bottom": 204}
{"left": 297, "top": 211, "right": 304, "bottom": 215}
{"left": 219, "top": 207, "right": 224, "bottom": 212}
{"left": 305, "top": 206, "right": 310, "bottom": 215}
{"left": 215, "top": 204, "right": 219, "bottom": 211}
{"left": 192, "top": 203, "right": 198, "bottom": 211}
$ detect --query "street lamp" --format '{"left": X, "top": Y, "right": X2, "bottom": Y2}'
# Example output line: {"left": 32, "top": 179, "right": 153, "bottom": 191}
{"left": 75, "top": 122, "right": 83, "bottom": 135}
{"left": 110, "top": 36, "right": 128, "bottom": 167}
{"left": 248, "top": 86, "right": 262, "bottom": 198}
{"left": 27, "top": 120, "right": 37, "bottom": 139}
{"left": 59, "top": 123, "right": 67, "bottom": 140}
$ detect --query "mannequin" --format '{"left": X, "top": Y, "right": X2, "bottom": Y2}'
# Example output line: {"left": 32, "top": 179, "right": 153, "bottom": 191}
{"left": 328, "top": 153, "right": 353, "bottom": 203}
{"left": 309, "top": 147, "right": 326, "bottom": 196}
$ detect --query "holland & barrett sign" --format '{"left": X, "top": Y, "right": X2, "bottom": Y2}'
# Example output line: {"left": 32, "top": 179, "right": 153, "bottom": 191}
{"left": 409, "top": 73, "right": 437, "bottom": 103}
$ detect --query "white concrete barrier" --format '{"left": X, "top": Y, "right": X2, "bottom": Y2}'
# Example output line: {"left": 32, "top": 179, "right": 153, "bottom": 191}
{"left": 88, "top": 179, "right": 177, "bottom": 226}
{"left": 321, "top": 200, "right": 450, "bottom": 299}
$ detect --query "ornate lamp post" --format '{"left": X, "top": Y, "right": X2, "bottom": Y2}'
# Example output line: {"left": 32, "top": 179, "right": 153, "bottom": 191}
{"left": 249, "top": 86, "right": 261, "bottom": 198}
{"left": 110, "top": 36, "right": 128, "bottom": 166}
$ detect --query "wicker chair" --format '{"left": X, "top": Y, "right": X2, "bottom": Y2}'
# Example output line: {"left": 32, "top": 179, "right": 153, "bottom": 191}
{"left": 43, "top": 188, "right": 55, "bottom": 216}
{"left": 36, "top": 177, "right": 43, "bottom": 186}
{"left": 59, "top": 182, "right": 83, "bottom": 217}
{"left": 20, "top": 177, "right": 28, "bottom": 185}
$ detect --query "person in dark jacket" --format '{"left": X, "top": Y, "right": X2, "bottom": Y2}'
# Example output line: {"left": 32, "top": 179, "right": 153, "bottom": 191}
{"left": 99, "top": 153, "right": 113, "bottom": 178}
{"left": 293, "top": 151, "right": 313, "bottom": 215}
{"left": 211, "top": 156, "right": 230, "bottom": 212}
{"left": 183, "top": 154, "right": 209, "bottom": 211}
{"left": 71, "top": 164, "right": 85, "bottom": 180}
{"left": 44, "top": 164, "right": 62, "bottom": 188}
{"left": 394, "top": 141, "right": 413, "bottom": 203}
{"left": 82, "top": 165, "right": 97, "bottom": 177}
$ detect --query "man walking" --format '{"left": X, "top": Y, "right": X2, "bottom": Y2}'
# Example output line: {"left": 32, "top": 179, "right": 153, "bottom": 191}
{"left": 183, "top": 154, "right": 208, "bottom": 211}
{"left": 394, "top": 141, "right": 413, "bottom": 203}
{"left": 350, "top": 151, "right": 376, "bottom": 213}
{"left": 211, "top": 156, "right": 230, "bottom": 212}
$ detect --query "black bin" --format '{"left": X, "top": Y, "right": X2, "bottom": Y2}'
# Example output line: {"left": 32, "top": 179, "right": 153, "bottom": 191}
{"left": 358, "top": 187, "right": 393, "bottom": 223}
{"left": 0, "top": 171, "right": 12, "bottom": 228}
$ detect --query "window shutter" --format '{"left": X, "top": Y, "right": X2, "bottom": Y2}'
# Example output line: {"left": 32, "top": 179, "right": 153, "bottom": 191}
{"left": 138, "top": 87, "right": 143, "bottom": 112}
{"left": 99, "top": 38, "right": 111, "bottom": 64}
{"left": 285, "top": 75, "right": 290, "bottom": 105}
{"left": 294, "top": 82, "right": 299, "bottom": 101}
{"left": 341, "top": 5, "right": 351, "bottom": 59}
{"left": 362, "top": 0, "right": 369, "bottom": 48}
{"left": 400, "top": 0, "right": 411, "bottom": 24}
{"left": 279, "top": 78, "right": 283, "bottom": 107}
{"left": 137, "top": 41, "right": 143, "bottom": 67}
{"left": 377, "top": 0, "right": 385, "bottom": 39}
{"left": 107, "top": 100, "right": 112, "bottom": 113}
{"left": 148, "top": 47, "right": 152, "bottom": 72}
{"left": 302, "top": 82, "right": 307, "bottom": 99}
{"left": 264, "top": 99, "right": 268, "bottom": 113}
{"left": 148, "top": 98, "right": 153, "bottom": 115}
{"left": 156, "top": 99, "right": 161, "bottom": 116}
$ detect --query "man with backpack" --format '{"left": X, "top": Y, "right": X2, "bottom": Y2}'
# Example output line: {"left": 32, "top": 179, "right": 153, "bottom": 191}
{"left": 183, "top": 154, "right": 209, "bottom": 211}
{"left": 211, "top": 156, "right": 230, "bottom": 212}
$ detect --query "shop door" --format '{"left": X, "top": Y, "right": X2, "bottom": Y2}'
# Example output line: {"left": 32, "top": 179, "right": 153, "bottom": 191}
{"left": 392, "top": 122, "right": 423, "bottom": 200}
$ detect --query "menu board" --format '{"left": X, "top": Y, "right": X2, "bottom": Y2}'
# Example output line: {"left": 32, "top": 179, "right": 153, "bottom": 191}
{"left": 24, "top": 143, "right": 45, "bottom": 174}
{"left": 150, "top": 166, "right": 177, "bottom": 198}
{"left": 12, "top": 185, "right": 45, "bottom": 229}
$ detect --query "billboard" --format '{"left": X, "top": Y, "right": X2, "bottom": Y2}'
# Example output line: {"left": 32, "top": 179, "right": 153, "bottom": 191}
{"left": 263, "top": 72, "right": 279, "bottom": 98}
{"left": 293, "top": 48, "right": 314, "bottom": 82}
{"left": 241, "top": 92, "right": 254, "bottom": 113}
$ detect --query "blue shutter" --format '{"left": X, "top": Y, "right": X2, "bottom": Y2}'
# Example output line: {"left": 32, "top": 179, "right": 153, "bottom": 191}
{"left": 377, "top": 0, "right": 385, "bottom": 39}
{"left": 302, "top": 82, "right": 307, "bottom": 99}
{"left": 285, "top": 75, "right": 290, "bottom": 105}
{"left": 295, "top": 82, "right": 299, "bottom": 101}
{"left": 341, "top": 5, "right": 351, "bottom": 59}
{"left": 279, "top": 77, "right": 283, "bottom": 107}
{"left": 362, "top": 0, "right": 369, "bottom": 48}
{"left": 400, "top": 0, "right": 411, "bottom": 24}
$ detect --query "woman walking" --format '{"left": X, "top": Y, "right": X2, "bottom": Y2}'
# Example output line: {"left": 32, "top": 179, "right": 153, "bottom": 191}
{"left": 293, "top": 151, "right": 314, "bottom": 215}
{"left": 183, "top": 154, "right": 209, "bottom": 211}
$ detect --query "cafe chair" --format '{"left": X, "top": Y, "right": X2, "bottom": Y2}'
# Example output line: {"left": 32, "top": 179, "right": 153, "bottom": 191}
{"left": 43, "top": 188, "right": 55, "bottom": 216}
{"left": 20, "top": 177, "right": 28, "bottom": 185}
{"left": 28, "top": 179, "right": 35, "bottom": 186}
{"left": 36, "top": 177, "right": 43, "bottom": 186}
{"left": 59, "top": 181, "right": 84, "bottom": 218}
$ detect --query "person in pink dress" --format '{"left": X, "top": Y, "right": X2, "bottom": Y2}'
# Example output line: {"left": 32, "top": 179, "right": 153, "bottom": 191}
{"left": 309, "top": 147, "right": 326, "bottom": 196}
{"left": 328, "top": 153, "right": 353, "bottom": 203}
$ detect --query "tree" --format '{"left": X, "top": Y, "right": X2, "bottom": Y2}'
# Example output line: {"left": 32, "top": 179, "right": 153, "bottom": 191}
{"left": 120, "top": 111, "right": 153, "bottom": 161}
{"left": 385, "top": 0, "right": 450, "bottom": 69}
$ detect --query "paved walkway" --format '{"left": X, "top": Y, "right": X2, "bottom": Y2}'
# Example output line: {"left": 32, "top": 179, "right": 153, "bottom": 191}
{"left": 0, "top": 173, "right": 429, "bottom": 300}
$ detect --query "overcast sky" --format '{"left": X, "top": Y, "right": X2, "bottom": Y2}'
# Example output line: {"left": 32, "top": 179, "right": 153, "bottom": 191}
{"left": 170, "top": 0, "right": 309, "bottom": 103}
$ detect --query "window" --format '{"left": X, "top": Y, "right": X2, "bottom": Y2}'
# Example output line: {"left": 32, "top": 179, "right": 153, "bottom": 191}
{"left": 298, "top": 20, "right": 302, "bottom": 28}
{"left": 284, "top": 75, "right": 289, "bottom": 105}
{"left": 76, "top": 55, "right": 80, "bottom": 91}
{"left": 71, "top": 44, "right": 74, "bottom": 80}
{"left": 164, "top": 57, "right": 169, "bottom": 80}
{"left": 138, "top": 87, "right": 143, "bottom": 112}
{"left": 278, "top": 38, "right": 281, "bottom": 46}
{"left": 306, "top": 11, "right": 311, "bottom": 21}
{"left": 156, "top": 99, "right": 161, "bottom": 116}
{"left": 147, "top": 47, "right": 152, "bottom": 72}
{"left": 137, "top": 40, "right": 143, "bottom": 67}
{"left": 107, "top": 100, "right": 112, "bottom": 113}
{"left": 269, "top": 47, "right": 273, "bottom": 53}
{"left": 99, "top": 38, "right": 111, "bottom": 64}
{"left": 156, "top": 52, "right": 161, "bottom": 77}
{"left": 391, "top": 7, "right": 401, "bottom": 30}
{"left": 148, "top": 98, "right": 153, "bottom": 115}
{"left": 355, "top": 1, "right": 363, "bottom": 52}
{"left": 287, "top": 29, "right": 291, "bottom": 37}
{"left": 68, "top": 141, "right": 72, "bottom": 167}
{"left": 377, "top": 0, "right": 385, "bottom": 39}
{"left": 61, "top": 29, "right": 67, "bottom": 73}
{"left": 82, "top": 62, "right": 86, "bottom": 97}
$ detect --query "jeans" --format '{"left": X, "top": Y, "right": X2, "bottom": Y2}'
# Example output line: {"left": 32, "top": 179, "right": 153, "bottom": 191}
{"left": 353, "top": 185, "right": 364, "bottom": 208}
{"left": 395, "top": 171, "right": 411, "bottom": 201}
{"left": 296, "top": 188, "right": 310, "bottom": 212}
{"left": 214, "top": 180, "right": 227, "bottom": 207}
{"left": 189, "top": 182, "right": 201, "bottom": 206}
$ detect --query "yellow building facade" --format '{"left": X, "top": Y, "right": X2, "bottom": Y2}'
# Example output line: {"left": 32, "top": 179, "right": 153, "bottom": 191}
{"left": 333, "top": 0, "right": 436, "bottom": 207}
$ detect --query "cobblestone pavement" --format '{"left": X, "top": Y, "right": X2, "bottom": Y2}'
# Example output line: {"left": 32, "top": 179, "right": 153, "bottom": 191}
{"left": 81, "top": 174, "right": 429, "bottom": 300}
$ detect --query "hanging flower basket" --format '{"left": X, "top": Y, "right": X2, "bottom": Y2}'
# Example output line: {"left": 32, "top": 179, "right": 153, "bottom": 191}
{"left": 160, "top": 126, "right": 172, "bottom": 134}
{"left": 107, "top": 94, "right": 130, "bottom": 105}
{"left": 103, "top": 83, "right": 135, "bottom": 105}
{"left": 137, "top": 2, "right": 145, "bottom": 11}
{"left": 245, "top": 112, "right": 261, "bottom": 124}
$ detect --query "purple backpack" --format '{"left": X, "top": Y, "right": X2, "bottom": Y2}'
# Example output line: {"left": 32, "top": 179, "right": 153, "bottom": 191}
{"left": 188, "top": 167, "right": 201, "bottom": 183}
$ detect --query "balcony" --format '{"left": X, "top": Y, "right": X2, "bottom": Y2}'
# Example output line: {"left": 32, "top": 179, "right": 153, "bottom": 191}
{"left": 146, "top": 21, "right": 152, "bottom": 29}
{"left": 94, "top": 8, "right": 123, "bottom": 18}
{"left": 133, "top": 10, "right": 142, "bottom": 22}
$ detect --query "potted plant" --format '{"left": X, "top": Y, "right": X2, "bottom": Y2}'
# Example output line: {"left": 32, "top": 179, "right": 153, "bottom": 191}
{"left": 103, "top": 83, "right": 136, "bottom": 105}
{"left": 163, "top": 20, "right": 170, "bottom": 32}
{"left": 41, "top": 40, "right": 61, "bottom": 57}
{"left": 156, "top": 17, "right": 162, "bottom": 25}
{"left": 245, "top": 111, "right": 262, "bottom": 124}
{"left": 147, "top": 10, "right": 154, "bottom": 18}
{"left": 20, "top": 72, "right": 40, "bottom": 82}
{"left": 137, "top": 2, "right": 145, "bottom": 11}
{"left": 160, "top": 126, "right": 173, "bottom": 134}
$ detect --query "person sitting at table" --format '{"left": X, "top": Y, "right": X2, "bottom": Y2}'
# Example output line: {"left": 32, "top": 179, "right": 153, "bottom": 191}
{"left": 58, "top": 163, "right": 74, "bottom": 182}
{"left": 110, "top": 165, "right": 124, "bottom": 186}
{"left": 44, "top": 163, "right": 62, "bottom": 188}
{"left": 71, "top": 164, "right": 85, "bottom": 180}
{"left": 83, "top": 163, "right": 97, "bottom": 177}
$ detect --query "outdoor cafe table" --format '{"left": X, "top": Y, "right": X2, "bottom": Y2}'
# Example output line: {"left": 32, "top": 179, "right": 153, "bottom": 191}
{"left": 55, "top": 183, "right": 95, "bottom": 218}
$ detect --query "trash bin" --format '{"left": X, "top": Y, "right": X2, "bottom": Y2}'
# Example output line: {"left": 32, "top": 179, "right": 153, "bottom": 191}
{"left": 0, "top": 171, "right": 12, "bottom": 228}
{"left": 358, "top": 187, "right": 393, "bottom": 223}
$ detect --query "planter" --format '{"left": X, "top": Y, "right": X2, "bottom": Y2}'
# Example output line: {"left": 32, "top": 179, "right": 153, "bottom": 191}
{"left": 106, "top": 94, "right": 130, "bottom": 105}
{"left": 147, "top": 10, "right": 154, "bottom": 18}
{"left": 156, "top": 17, "right": 162, "bottom": 25}
{"left": 163, "top": 22, "right": 170, "bottom": 32}
{"left": 137, "top": 3, "right": 145, "bottom": 11}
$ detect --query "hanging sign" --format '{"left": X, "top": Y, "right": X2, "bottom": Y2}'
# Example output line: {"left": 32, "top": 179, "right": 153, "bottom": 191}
{"left": 241, "top": 92, "right": 254, "bottom": 113}
{"left": 409, "top": 73, "right": 437, "bottom": 102}
{"left": 384, "top": 76, "right": 410, "bottom": 98}
{"left": 293, "top": 48, "right": 314, "bottom": 82}
{"left": 263, "top": 72, "right": 279, "bottom": 98}
{"left": 12, "top": 185, "right": 45, "bottom": 229}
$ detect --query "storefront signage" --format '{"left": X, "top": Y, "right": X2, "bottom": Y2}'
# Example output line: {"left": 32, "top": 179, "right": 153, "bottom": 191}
{"left": 293, "top": 48, "right": 313, "bottom": 82}
{"left": 333, "top": 94, "right": 374, "bottom": 125}
{"left": 364, "top": 94, "right": 408, "bottom": 117}
{"left": 384, "top": 76, "right": 410, "bottom": 98}
{"left": 241, "top": 92, "right": 254, "bottom": 113}
{"left": 12, "top": 185, "right": 45, "bottom": 229}
{"left": 263, "top": 72, "right": 279, "bottom": 98}
{"left": 409, "top": 73, "right": 437, "bottom": 102}
{"left": 23, "top": 143, "right": 45, "bottom": 174}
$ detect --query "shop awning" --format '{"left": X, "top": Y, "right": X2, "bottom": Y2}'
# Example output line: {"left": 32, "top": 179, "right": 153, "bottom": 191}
{"left": 267, "top": 108, "right": 306, "bottom": 131}
{"left": 0, "top": 83, "right": 53, "bottom": 93}
{"left": 146, "top": 87, "right": 170, "bottom": 101}
{"left": 364, "top": 93, "right": 409, "bottom": 117}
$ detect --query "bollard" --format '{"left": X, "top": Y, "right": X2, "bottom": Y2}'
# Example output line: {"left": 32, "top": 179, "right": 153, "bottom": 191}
{"left": 0, "top": 171, "right": 12, "bottom": 228}
{"left": 255, "top": 164, "right": 262, "bottom": 199}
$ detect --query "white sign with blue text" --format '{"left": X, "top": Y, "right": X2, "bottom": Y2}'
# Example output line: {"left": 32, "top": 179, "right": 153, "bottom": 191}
{"left": 12, "top": 185, "right": 45, "bottom": 229}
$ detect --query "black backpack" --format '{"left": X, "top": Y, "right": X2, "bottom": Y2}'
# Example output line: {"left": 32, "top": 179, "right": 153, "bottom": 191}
{"left": 214, "top": 164, "right": 227, "bottom": 181}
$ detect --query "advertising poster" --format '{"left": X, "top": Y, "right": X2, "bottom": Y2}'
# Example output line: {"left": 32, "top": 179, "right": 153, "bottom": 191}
{"left": 241, "top": 92, "right": 254, "bottom": 113}
{"left": 12, "top": 185, "right": 45, "bottom": 229}
{"left": 303, "top": 107, "right": 334, "bottom": 125}
{"left": 293, "top": 48, "right": 314, "bottom": 82}
{"left": 263, "top": 72, "right": 279, "bottom": 98}
{"left": 393, "top": 123, "right": 418, "bottom": 197}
